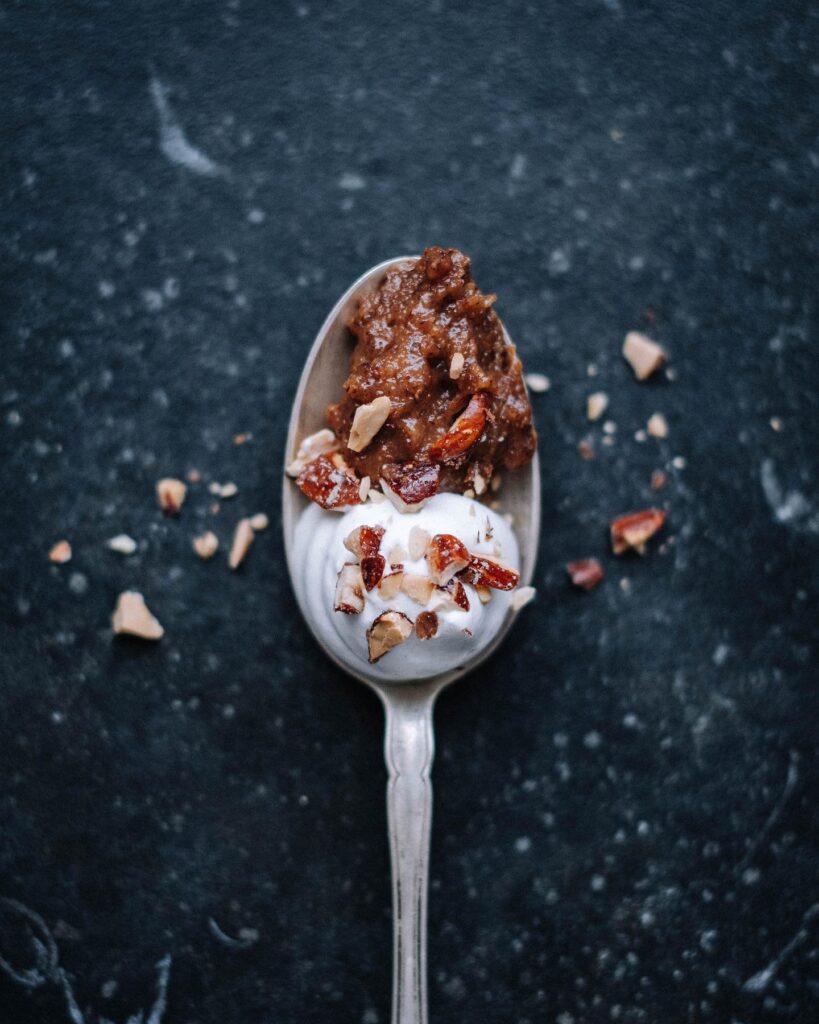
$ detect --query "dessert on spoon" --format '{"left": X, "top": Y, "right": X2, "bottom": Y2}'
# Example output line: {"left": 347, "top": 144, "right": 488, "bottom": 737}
{"left": 283, "top": 247, "right": 540, "bottom": 1023}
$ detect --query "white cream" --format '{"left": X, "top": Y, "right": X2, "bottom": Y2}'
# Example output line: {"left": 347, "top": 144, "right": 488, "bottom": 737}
{"left": 292, "top": 492, "right": 520, "bottom": 682}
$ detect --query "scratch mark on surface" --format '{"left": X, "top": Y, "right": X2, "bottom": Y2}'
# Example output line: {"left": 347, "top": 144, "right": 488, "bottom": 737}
{"left": 208, "top": 916, "right": 260, "bottom": 950}
{"left": 743, "top": 902, "right": 819, "bottom": 993}
{"left": 736, "top": 750, "right": 799, "bottom": 873}
{"left": 0, "top": 897, "right": 58, "bottom": 989}
{"left": 759, "top": 459, "right": 817, "bottom": 532}
{"left": 149, "top": 78, "right": 224, "bottom": 177}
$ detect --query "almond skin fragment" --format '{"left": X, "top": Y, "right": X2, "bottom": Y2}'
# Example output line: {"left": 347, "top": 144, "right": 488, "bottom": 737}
{"left": 475, "top": 585, "right": 492, "bottom": 604}
{"left": 650, "top": 469, "right": 667, "bottom": 491}
{"left": 367, "top": 610, "right": 414, "bottom": 663}
{"left": 249, "top": 513, "right": 269, "bottom": 531}
{"left": 286, "top": 428, "right": 339, "bottom": 477}
{"left": 378, "top": 570, "right": 404, "bottom": 600}
{"left": 525, "top": 372, "right": 551, "bottom": 393}
{"left": 647, "top": 412, "right": 668, "bottom": 439}
{"left": 566, "top": 558, "right": 604, "bottom": 591}
{"left": 296, "top": 454, "right": 363, "bottom": 510}
{"left": 401, "top": 573, "right": 436, "bottom": 606}
{"left": 107, "top": 534, "right": 137, "bottom": 555}
{"left": 112, "top": 591, "right": 164, "bottom": 640}
{"left": 408, "top": 526, "right": 431, "bottom": 561}
{"left": 458, "top": 554, "right": 520, "bottom": 591}
{"left": 156, "top": 478, "right": 187, "bottom": 514}
{"left": 415, "top": 611, "right": 439, "bottom": 641}
{"left": 428, "top": 392, "right": 491, "bottom": 463}
{"left": 49, "top": 540, "right": 72, "bottom": 564}
{"left": 610, "top": 508, "right": 667, "bottom": 555}
{"left": 348, "top": 396, "right": 392, "bottom": 453}
{"left": 380, "top": 460, "right": 439, "bottom": 513}
{"left": 622, "top": 332, "right": 667, "bottom": 381}
{"left": 334, "top": 563, "right": 365, "bottom": 614}
{"left": 193, "top": 531, "right": 219, "bottom": 559}
{"left": 426, "top": 533, "right": 471, "bottom": 585}
{"left": 229, "top": 518, "right": 255, "bottom": 569}
{"left": 587, "top": 392, "right": 609, "bottom": 422}
{"left": 360, "top": 554, "right": 386, "bottom": 591}
{"left": 344, "top": 525, "right": 385, "bottom": 560}
{"left": 511, "top": 585, "right": 536, "bottom": 611}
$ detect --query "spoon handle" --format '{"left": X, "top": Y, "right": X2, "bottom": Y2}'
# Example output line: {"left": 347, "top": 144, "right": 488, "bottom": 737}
{"left": 382, "top": 686, "right": 437, "bottom": 1024}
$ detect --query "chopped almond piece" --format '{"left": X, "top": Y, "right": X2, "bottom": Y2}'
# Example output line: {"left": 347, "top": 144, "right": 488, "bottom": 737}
{"left": 361, "top": 554, "right": 386, "bottom": 591}
{"left": 286, "top": 428, "right": 339, "bottom": 477}
{"left": 388, "top": 544, "right": 408, "bottom": 564}
{"left": 566, "top": 558, "right": 604, "bottom": 591}
{"left": 622, "top": 331, "right": 667, "bottom": 381}
{"left": 458, "top": 554, "right": 520, "bottom": 591}
{"left": 367, "top": 610, "right": 413, "bottom": 663}
{"left": 219, "top": 482, "right": 238, "bottom": 499}
{"left": 348, "top": 396, "right": 392, "bottom": 453}
{"left": 610, "top": 508, "right": 667, "bottom": 555}
{"left": 449, "top": 352, "right": 465, "bottom": 380}
{"left": 434, "top": 578, "right": 470, "bottom": 612}
{"left": 156, "top": 477, "right": 187, "bottom": 514}
{"left": 511, "top": 585, "right": 536, "bottom": 611}
{"left": 233, "top": 432, "right": 251, "bottom": 445}
{"left": 415, "top": 611, "right": 439, "bottom": 641}
{"left": 368, "top": 488, "right": 386, "bottom": 504}
{"left": 334, "top": 563, "right": 365, "bottom": 614}
{"left": 647, "top": 412, "right": 668, "bottom": 439}
{"left": 111, "top": 591, "right": 164, "bottom": 640}
{"left": 426, "top": 534, "right": 470, "bottom": 585}
{"left": 378, "top": 570, "right": 404, "bottom": 600}
{"left": 525, "top": 373, "right": 550, "bottom": 393}
{"left": 380, "top": 460, "right": 439, "bottom": 512}
{"left": 475, "top": 585, "right": 492, "bottom": 604}
{"left": 586, "top": 392, "right": 609, "bottom": 422}
{"left": 428, "top": 392, "right": 491, "bottom": 462}
{"left": 193, "top": 531, "right": 219, "bottom": 559}
{"left": 650, "top": 469, "right": 667, "bottom": 491}
{"left": 228, "top": 518, "right": 254, "bottom": 569}
{"left": 249, "top": 513, "right": 269, "bottom": 531}
{"left": 49, "top": 540, "right": 72, "bottom": 564}
{"left": 358, "top": 475, "right": 371, "bottom": 502}
{"left": 107, "top": 534, "right": 137, "bottom": 555}
{"left": 408, "top": 526, "right": 431, "bottom": 561}
{"left": 296, "top": 454, "right": 362, "bottom": 510}
{"left": 344, "top": 525, "right": 385, "bottom": 559}
{"left": 401, "top": 573, "right": 435, "bottom": 606}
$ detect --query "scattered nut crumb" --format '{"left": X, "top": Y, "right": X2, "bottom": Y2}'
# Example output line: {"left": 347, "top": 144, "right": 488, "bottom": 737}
{"left": 463, "top": 487, "right": 476, "bottom": 499}
{"left": 49, "top": 540, "right": 72, "bottom": 564}
{"left": 566, "top": 558, "right": 604, "bottom": 591}
{"left": 622, "top": 331, "right": 667, "bottom": 381}
{"left": 578, "top": 439, "right": 595, "bottom": 460}
{"left": 208, "top": 482, "right": 222, "bottom": 495}
{"left": 358, "top": 475, "right": 371, "bottom": 502}
{"left": 769, "top": 417, "right": 783, "bottom": 432}
{"left": 401, "top": 573, "right": 435, "bottom": 606}
{"left": 193, "top": 531, "right": 219, "bottom": 559}
{"left": 473, "top": 471, "right": 487, "bottom": 496}
{"left": 368, "top": 488, "right": 386, "bottom": 503}
{"left": 107, "top": 534, "right": 137, "bottom": 555}
{"left": 525, "top": 372, "right": 551, "bottom": 393}
{"left": 619, "top": 577, "right": 632, "bottom": 593}
{"left": 602, "top": 435, "right": 615, "bottom": 447}
{"left": 367, "top": 610, "right": 413, "bottom": 662}
{"left": 228, "top": 518, "right": 254, "bottom": 570}
{"left": 511, "top": 586, "right": 536, "bottom": 611}
{"left": 249, "top": 513, "right": 269, "bottom": 531}
{"left": 186, "top": 469, "right": 201, "bottom": 483}
{"left": 650, "top": 469, "right": 667, "bottom": 490}
{"left": 449, "top": 352, "right": 465, "bottom": 380}
{"left": 610, "top": 508, "right": 667, "bottom": 555}
{"left": 334, "top": 564, "right": 365, "bottom": 614}
{"left": 415, "top": 610, "right": 439, "bottom": 640}
{"left": 647, "top": 412, "right": 668, "bottom": 439}
{"left": 378, "top": 570, "right": 404, "bottom": 600}
{"left": 586, "top": 392, "right": 609, "bottom": 422}
{"left": 587, "top": 363, "right": 599, "bottom": 377}
{"left": 209, "top": 502, "right": 221, "bottom": 515}
{"left": 111, "top": 591, "right": 164, "bottom": 640}
{"left": 348, "top": 396, "right": 391, "bottom": 453}
{"left": 408, "top": 526, "right": 431, "bottom": 560}
{"left": 233, "top": 432, "right": 252, "bottom": 445}
{"left": 219, "top": 482, "right": 238, "bottom": 499}
{"left": 156, "top": 478, "right": 187, "bottom": 514}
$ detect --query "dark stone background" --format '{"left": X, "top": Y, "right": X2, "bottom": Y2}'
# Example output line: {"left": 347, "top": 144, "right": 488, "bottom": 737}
{"left": 2, "top": 1, "right": 818, "bottom": 1021}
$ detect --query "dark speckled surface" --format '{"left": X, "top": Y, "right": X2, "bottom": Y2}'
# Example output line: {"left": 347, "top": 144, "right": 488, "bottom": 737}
{"left": 2, "top": 1, "right": 818, "bottom": 1022}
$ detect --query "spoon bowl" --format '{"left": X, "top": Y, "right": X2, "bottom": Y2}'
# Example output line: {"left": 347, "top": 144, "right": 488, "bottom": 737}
{"left": 282, "top": 256, "right": 541, "bottom": 1024}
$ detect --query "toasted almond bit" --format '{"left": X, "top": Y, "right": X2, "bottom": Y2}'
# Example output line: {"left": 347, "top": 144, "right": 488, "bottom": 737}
{"left": 428, "top": 392, "right": 490, "bottom": 463}
{"left": 473, "top": 471, "right": 487, "bottom": 496}
{"left": 378, "top": 570, "right": 404, "bottom": 600}
{"left": 360, "top": 554, "right": 386, "bottom": 590}
{"left": 330, "top": 450, "right": 355, "bottom": 474}
{"left": 610, "top": 508, "right": 667, "bottom": 555}
{"left": 249, "top": 512, "right": 269, "bottom": 531}
{"left": 511, "top": 585, "right": 536, "bottom": 611}
{"left": 368, "top": 488, "right": 386, "bottom": 503}
{"left": 380, "top": 460, "right": 439, "bottom": 512}
{"left": 219, "top": 482, "right": 238, "bottom": 499}
{"left": 463, "top": 488, "right": 476, "bottom": 499}
{"left": 367, "top": 610, "right": 413, "bottom": 663}
{"left": 587, "top": 362, "right": 599, "bottom": 377}
{"left": 415, "top": 610, "right": 439, "bottom": 640}
{"left": 426, "top": 534, "right": 470, "bottom": 585}
{"left": 286, "top": 428, "right": 339, "bottom": 477}
{"left": 525, "top": 372, "right": 551, "bottom": 393}
{"left": 770, "top": 416, "right": 783, "bottom": 432}
{"left": 401, "top": 573, "right": 436, "bottom": 606}
{"left": 650, "top": 469, "right": 667, "bottom": 491}
{"left": 489, "top": 499, "right": 501, "bottom": 510}
{"left": 106, "top": 534, "right": 137, "bottom": 555}
{"left": 348, "top": 396, "right": 392, "bottom": 453}
{"left": 208, "top": 481, "right": 222, "bottom": 495}
{"left": 334, "top": 563, "right": 365, "bottom": 614}
{"left": 49, "top": 540, "right": 72, "bottom": 564}
{"left": 578, "top": 439, "right": 595, "bottom": 460}
{"left": 228, "top": 518, "right": 254, "bottom": 569}
{"left": 476, "top": 585, "right": 492, "bottom": 604}
{"left": 432, "top": 578, "right": 470, "bottom": 613}
{"left": 186, "top": 469, "right": 201, "bottom": 483}
{"left": 586, "top": 392, "right": 609, "bottom": 422}
{"left": 156, "top": 478, "right": 187, "bottom": 514}
{"left": 388, "top": 544, "right": 408, "bottom": 564}
{"left": 647, "top": 412, "right": 668, "bottom": 439}
{"left": 449, "top": 352, "right": 465, "bottom": 380}
{"left": 358, "top": 475, "right": 371, "bottom": 502}
{"left": 297, "top": 454, "right": 362, "bottom": 509}
{"left": 566, "top": 558, "right": 604, "bottom": 591}
{"left": 408, "top": 526, "right": 431, "bottom": 561}
{"left": 111, "top": 591, "right": 164, "bottom": 640}
{"left": 622, "top": 331, "right": 668, "bottom": 381}
{"left": 459, "top": 553, "right": 520, "bottom": 590}
{"left": 210, "top": 502, "right": 221, "bottom": 515}
{"left": 193, "top": 530, "right": 219, "bottom": 559}
{"left": 233, "top": 432, "right": 251, "bottom": 445}
{"left": 490, "top": 473, "right": 502, "bottom": 493}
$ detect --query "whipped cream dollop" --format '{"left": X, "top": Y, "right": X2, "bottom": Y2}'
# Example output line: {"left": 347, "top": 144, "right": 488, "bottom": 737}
{"left": 292, "top": 492, "right": 520, "bottom": 682}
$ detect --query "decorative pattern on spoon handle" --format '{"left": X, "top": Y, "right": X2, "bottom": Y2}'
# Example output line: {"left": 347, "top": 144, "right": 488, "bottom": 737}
{"left": 382, "top": 687, "right": 437, "bottom": 1024}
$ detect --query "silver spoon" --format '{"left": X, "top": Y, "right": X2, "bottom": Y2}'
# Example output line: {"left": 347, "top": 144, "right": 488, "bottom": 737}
{"left": 282, "top": 256, "right": 541, "bottom": 1024}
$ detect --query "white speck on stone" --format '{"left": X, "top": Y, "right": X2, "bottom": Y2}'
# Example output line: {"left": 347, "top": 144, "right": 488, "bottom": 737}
{"left": 98, "top": 280, "right": 115, "bottom": 298}
{"left": 583, "top": 730, "right": 602, "bottom": 749}
{"left": 712, "top": 643, "right": 730, "bottom": 666}
{"left": 509, "top": 153, "right": 527, "bottom": 179}
{"left": 142, "top": 288, "right": 164, "bottom": 313}
{"left": 68, "top": 572, "right": 88, "bottom": 595}
{"left": 699, "top": 929, "right": 718, "bottom": 954}
{"left": 163, "top": 277, "right": 180, "bottom": 299}
{"left": 338, "top": 171, "right": 366, "bottom": 191}
{"left": 759, "top": 458, "right": 813, "bottom": 526}
{"left": 149, "top": 77, "right": 224, "bottom": 177}
{"left": 622, "top": 712, "right": 640, "bottom": 730}
{"left": 6, "top": 410, "right": 22, "bottom": 427}
{"left": 548, "top": 248, "right": 571, "bottom": 275}
{"left": 58, "top": 339, "right": 76, "bottom": 359}
{"left": 590, "top": 874, "right": 606, "bottom": 891}
{"left": 247, "top": 207, "right": 266, "bottom": 224}
{"left": 672, "top": 456, "right": 687, "bottom": 469}
{"left": 107, "top": 534, "right": 138, "bottom": 555}
{"left": 514, "top": 836, "right": 532, "bottom": 853}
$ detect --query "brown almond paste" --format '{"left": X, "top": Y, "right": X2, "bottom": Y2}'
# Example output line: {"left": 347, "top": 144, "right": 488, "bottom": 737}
{"left": 326, "top": 247, "right": 536, "bottom": 493}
